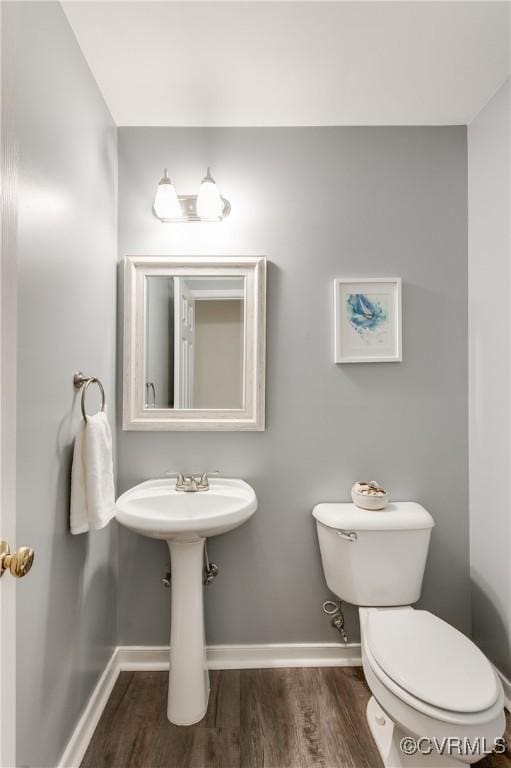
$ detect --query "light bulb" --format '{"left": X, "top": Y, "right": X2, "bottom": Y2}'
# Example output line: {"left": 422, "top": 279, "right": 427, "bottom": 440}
{"left": 196, "top": 168, "right": 224, "bottom": 220}
{"left": 153, "top": 169, "right": 181, "bottom": 220}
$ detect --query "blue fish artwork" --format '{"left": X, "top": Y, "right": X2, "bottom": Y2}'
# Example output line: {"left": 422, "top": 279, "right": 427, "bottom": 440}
{"left": 347, "top": 294, "right": 387, "bottom": 335}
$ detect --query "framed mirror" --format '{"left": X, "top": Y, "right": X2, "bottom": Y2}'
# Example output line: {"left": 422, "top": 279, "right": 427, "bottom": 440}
{"left": 123, "top": 256, "right": 266, "bottom": 430}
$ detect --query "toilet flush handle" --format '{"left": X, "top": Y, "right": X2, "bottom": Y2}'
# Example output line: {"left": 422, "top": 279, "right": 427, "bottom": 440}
{"left": 336, "top": 529, "right": 357, "bottom": 542}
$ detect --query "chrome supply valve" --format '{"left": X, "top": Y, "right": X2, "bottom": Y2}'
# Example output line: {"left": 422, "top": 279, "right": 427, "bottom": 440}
{"left": 322, "top": 598, "right": 348, "bottom": 644}
{"left": 203, "top": 542, "right": 219, "bottom": 585}
{"left": 331, "top": 612, "right": 348, "bottom": 644}
{"left": 204, "top": 561, "right": 219, "bottom": 585}
{"left": 161, "top": 569, "right": 171, "bottom": 588}
{"left": 161, "top": 556, "right": 218, "bottom": 586}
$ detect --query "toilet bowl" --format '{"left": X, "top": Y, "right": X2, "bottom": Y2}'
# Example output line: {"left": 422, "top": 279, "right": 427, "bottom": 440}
{"left": 312, "top": 502, "right": 506, "bottom": 768}
{"left": 360, "top": 606, "right": 505, "bottom": 766}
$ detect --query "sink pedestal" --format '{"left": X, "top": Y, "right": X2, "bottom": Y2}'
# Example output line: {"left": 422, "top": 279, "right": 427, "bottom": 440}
{"left": 116, "top": 478, "right": 257, "bottom": 726}
{"left": 167, "top": 539, "right": 209, "bottom": 725}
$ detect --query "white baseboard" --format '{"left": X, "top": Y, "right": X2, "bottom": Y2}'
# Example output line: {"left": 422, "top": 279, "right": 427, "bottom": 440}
{"left": 494, "top": 665, "right": 511, "bottom": 712}
{"left": 207, "top": 641, "right": 362, "bottom": 669}
{"left": 58, "top": 648, "right": 120, "bottom": 768}
{"left": 117, "top": 641, "right": 362, "bottom": 671}
{"left": 58, "top": 641, "right": 361, "bottom": 767}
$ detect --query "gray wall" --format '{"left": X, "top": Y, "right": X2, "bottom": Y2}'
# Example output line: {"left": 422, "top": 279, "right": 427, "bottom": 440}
{"left": 468, "top": 79, "right": 511, "bottom": 678}
{"left": 3, "top": 3, "right": 118, "bottom": 766}
{"left": 117, "top": 126, "right": 469, "bottom": 647}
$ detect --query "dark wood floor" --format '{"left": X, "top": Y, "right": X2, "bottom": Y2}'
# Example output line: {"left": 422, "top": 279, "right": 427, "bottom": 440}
{"left": 81, "top": 668, "right": 511, "bottom": 768}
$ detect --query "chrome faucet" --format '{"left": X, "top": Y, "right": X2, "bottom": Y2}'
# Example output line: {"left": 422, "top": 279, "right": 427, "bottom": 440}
{"left": 167, "top": 471, "right": 219, "bottom": 492}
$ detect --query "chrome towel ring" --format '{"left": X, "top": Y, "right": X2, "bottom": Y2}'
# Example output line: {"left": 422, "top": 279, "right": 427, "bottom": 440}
{"left": 73, "top": 372, "right": 106, "bottom": 423}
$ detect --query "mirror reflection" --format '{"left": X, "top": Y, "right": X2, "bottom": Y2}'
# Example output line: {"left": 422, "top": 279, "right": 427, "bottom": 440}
{"left": 145, "top": 276, "right": 245, "bottom": 410}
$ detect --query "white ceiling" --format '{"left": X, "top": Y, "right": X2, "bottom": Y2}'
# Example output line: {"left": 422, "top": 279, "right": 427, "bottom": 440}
{"left": 63, "top": 1, "right": 510, "bottom": 127}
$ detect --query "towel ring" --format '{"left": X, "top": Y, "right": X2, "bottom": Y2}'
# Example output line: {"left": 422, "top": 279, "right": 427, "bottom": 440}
{"left": 73, "top": 372, "right": 106, "bottom": 423}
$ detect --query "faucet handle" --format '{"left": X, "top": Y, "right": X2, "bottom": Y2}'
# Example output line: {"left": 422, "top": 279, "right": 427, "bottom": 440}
{"left": 198, "top": 471, "right": 219, "bottom": 490}
{"left": 165, "top": 470, "right": 219, "bottom": 491}
{"left": 165, "top": 471, "right": 187, "bottom": 488}
{"left": 199, "top": 470, "right": 219, "bottom": 480}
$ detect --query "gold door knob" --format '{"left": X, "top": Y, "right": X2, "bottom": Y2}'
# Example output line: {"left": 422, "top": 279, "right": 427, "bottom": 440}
{"left": 0, "top": 540, "right": 34, "bottom": 578}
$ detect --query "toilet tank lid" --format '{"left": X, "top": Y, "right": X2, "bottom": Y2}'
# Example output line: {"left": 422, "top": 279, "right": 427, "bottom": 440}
{"left": 312, "top": 502, "right": 435, "bottom": 531}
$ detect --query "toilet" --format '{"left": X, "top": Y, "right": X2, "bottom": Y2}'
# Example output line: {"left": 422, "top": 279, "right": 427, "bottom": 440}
{"left": 313, "top": 501, "right": 506, "bottom": 767}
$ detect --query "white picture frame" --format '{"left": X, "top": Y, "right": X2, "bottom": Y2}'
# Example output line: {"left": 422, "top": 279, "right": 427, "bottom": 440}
{"left": 123, "top": 256, "right": 266, "bottom": 431}
{"left": 334, "top": 277, "right": 402, "bottom": 363}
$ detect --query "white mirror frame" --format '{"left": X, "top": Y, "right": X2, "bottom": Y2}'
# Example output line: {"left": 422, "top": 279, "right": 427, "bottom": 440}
{"left": 123, "top": 256, "right": 266, "bottom": 431}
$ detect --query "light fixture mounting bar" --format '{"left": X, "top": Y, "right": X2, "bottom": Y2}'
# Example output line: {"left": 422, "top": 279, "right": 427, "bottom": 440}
{"left": 153, "top": 194, "right": 231, "bottom": 223}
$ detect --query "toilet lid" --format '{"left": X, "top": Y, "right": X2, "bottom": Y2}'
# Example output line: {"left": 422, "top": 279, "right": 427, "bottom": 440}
{"left": 365, "top": 610, "right": 499, "bottom": 713}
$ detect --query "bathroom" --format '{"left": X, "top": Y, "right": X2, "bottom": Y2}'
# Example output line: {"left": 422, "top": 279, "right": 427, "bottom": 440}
{"left": 0, "top": 2, "right": 509, "bottom": 767}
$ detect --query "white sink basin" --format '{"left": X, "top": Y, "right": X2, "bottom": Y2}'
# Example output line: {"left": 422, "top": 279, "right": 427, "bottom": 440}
{"left": 116, "top": 477, "right": 257, "bottom": 541}
{"left": 115, "top": 476, "right": 257, "bottom": 726}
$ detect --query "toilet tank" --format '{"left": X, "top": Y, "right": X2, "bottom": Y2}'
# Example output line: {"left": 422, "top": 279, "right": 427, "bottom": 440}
{"left": 313, "top": 502, "right": 434, "bottom": 606}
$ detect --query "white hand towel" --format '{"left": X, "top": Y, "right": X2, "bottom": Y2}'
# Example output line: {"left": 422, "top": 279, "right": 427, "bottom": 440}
{"left": 70, "top": 409, "right": 116, "bottom": 534}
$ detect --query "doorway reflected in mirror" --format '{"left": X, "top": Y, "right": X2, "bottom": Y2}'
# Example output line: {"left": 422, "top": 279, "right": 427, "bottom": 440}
{"left": 145, "top": 276, "right": 245, "bottom": 410}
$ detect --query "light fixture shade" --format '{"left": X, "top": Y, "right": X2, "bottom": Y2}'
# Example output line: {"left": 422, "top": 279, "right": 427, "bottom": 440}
{"left": 153, "top": 169, "right": 181, "bottom": 220}
{"left": 196, "top": 168, "right": 224, "bottom": 220}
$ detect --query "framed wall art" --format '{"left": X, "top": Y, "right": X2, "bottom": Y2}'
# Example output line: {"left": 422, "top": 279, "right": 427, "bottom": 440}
{"left": 334, "top": 278, "right": 402, "bottom": 363}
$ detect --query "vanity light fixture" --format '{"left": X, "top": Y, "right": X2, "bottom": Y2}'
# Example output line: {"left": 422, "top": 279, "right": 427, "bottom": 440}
{"left": 153, "top": 168, "right": 181, "bottom": 220}
{"left": 196, "top": 168, "right": 224, "bottom": 220}
{"left": 152, "top": 167, "right": 231, "bottom": 223}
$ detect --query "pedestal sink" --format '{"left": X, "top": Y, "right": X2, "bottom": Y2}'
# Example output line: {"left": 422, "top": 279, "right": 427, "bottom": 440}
{"left": 115, "top": 477, "right": 257, "bottom": 725}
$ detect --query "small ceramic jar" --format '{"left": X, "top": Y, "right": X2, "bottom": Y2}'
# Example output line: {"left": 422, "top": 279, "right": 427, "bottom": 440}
{"left": 351, "top": 481, "right": 388, "bottom": 510}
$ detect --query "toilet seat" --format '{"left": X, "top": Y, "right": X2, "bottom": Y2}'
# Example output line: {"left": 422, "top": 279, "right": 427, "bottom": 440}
{"left": 365, "top": 609, "right": 499, "bottom": 713}
{"left": 363, "top": 638, "right": 504, "bottom": 726}
{"left": 363, "top": 609, "right": 502, "bottom": 725}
